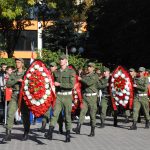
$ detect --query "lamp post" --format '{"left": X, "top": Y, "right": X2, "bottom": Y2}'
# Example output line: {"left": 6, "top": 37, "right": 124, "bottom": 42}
{"left": 38, "top": 21, "right": 42, "bottom": 58}
{"left": 29, "top": 0, "right": 56, "bottom": 59}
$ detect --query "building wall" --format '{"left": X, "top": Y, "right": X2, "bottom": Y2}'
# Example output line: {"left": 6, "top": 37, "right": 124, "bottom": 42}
{"left": 0, "top": 20, "right": 53, "bottom": 58}
{"left": 0, "top": 20, "right": 86, "bottom": 58}
{"left": 0, "top": 51, "right": 37, "bottom": 58}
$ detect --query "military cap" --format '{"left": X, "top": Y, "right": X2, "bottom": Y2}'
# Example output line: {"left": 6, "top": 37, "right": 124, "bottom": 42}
{"left": 103, "top": 67, "right": 110, "bottom": 72}
{"left": 129, "top": 68, "right": 135, "bottom": 72}
{"left": 138, "top": 67, "right": 146, "bottom": 72}
{"left": 59, "top": 54, "right": 67, "bottom": 60}
{"left": 15, "top": 58, "right": 24, "bottom": 63}
{"left": 87, "top": 62, "right": 95, "bottom": 68}
{"left": 50, "top": 62, "right": 57, "bottom": 67}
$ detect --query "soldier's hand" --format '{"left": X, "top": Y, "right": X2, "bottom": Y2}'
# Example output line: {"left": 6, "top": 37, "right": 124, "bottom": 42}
{"left": 74, "top": 99, "right": 78, "bottom": 104}
{"left": 80, "top": 102, "right": 84, "bottom": 109}
{"left": 78, "top": 77, "right": 82, "bottom": 81}
{"left": 55, "top": 82, "right": 60, "bottom": 86}
{"left": 133, "top": 84, "right": 137, "bottom": 87}
{"left": 99, "top": 75, "right": 103, "bottom": 80}
{"left": 18, "top": 79, "right": 23, "bottom": 82}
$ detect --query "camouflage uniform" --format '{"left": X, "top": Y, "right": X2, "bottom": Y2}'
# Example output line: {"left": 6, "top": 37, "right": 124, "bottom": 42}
{"left": 50, "top": 67, "right": 75, "bottom": 130}
{"left": 130, "top": 67, "right": 149, "bottom": 130}
{"left": 99, "top": 76, "right": 111, "bottom": 128}
{"left": 2, "top": 58, "right": 30, "bottom": 142}
{"left": 45, "top": 55, "right": 76, "bottom": 142}
{"left": 73, "top": 63, "right": 99, "bottom": 136}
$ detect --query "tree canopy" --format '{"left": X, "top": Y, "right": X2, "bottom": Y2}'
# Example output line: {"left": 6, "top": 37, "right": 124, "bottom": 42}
{"left": 0, "top": 0, "right": 35, "bottom": 57}
{"left": 87, "top": 0, "right": 150, "bottom": 68}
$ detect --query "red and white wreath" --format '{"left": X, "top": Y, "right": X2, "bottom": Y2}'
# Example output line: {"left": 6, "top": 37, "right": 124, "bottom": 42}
{"left": 22, "top": 60, "right": 56, "bottom": 117}
{"left": 110, "top": 66, "right": 133, "bottom": 110}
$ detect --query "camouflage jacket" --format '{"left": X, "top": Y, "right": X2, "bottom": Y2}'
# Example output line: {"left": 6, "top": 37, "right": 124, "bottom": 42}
{"left": 98, "top": 77, "right": 110, "bottom": 95}
{"left": 6, "top": 70, "right": 25, "bottom": 91}
{"left": 134, "top": 77, "right": 149, "bottom": 94}
{"left": 81, "top": 72, "right": 99, "bottom": 94}
{"left": 54, "top": 67, "right": 76, "bottom": 92}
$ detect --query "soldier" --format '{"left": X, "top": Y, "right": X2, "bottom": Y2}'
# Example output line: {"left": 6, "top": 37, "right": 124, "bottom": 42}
{"left": 37, "top": 62, "right": 57, "bottom": 132}
{"left": 124, "top": 68, "right": 136, "bottom": 123}
{"left": 129, "top": 68, "right": 136, "bottom": 79}
{"left": 44, "top": 55, "right": 76, "bottom": 142}
{"left": 130, "top": 67, "right": 149, "bottom": 130}
{"left": 2, "top": 58, "right": 30, "bottom": 143}
{"left": 99, "top": 67, "right": 111, "bottom": 128}
{"left": 72, "top": 62, "right": 99, "bottom": 137}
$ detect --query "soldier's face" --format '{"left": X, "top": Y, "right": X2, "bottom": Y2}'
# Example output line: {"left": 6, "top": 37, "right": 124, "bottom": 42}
{"left": 15, "top": 60, "right": 23, "bottom": 69}
{"left": 88, "top": 66, "right": 94, "bottom": 73}
{"left": 50, "top": 66, "right": 57, "bottom": 72}
{"left": 6, "top": 68, "right": 13, "bottom": 75}
{"left": 129, "top": 71, "right": 134, "bottom": 77}
{"left": 139, "top": 71, "right": 144, "bottom": 77}
{"left": 104, "top": 71, "right": 110, "bottom": 77}
{"left": 2, "top": 65, "right": 7, "bottom": 71}
{"left": 60, "top": 58, "right": 67, "bottom": 66}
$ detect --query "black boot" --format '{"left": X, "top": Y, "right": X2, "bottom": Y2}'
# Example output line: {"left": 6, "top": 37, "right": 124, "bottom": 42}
{"left": 100, "top": 118, "right": 105, "bottom": 128}
{"left": 65, "top": 130, "right": 71, "bottom": 142}
{"left": 59, "top": 123, "right": 63, "bottom": 134}
{"left": 1, "top": 129, "right": 11, "bottom": 143}
{"left": 124, "top": 117, "right": 129, "bottom": 123}
{"left": 114, "top": 114, "right": 118, "bottom": 127}
{"left": 88, "top": 126, "right": 95, "bottom": 137}
{"left": 129, "top": 121, "right": 137, "bottom": 130}
{"left": 72, "top": 123, "right": 81, "bottom": 134}
{"left": 37, "top": 121, "right": 46, "bottom": 132}
{"left": 145, "top": 120, "right": 149, "bottom": 129}
{"left": 44, "top": 126, "right": 54, "bottom": 140}
{"left": 137, "top": 116, "right": 141, "bottom": 123}
{"left": 22, "top": 131, "right": 29, "bottom": 141}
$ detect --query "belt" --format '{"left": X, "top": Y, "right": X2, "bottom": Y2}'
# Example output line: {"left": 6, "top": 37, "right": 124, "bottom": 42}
{"left": 102, "top": 94, "right": 110, "bottom": 97}
{"left": 137, "top": 94, "right": 147, "bottom": 97}
{"left": 84, "top": 93, "right": 97, "bottom": 96}
{"left": 57, "top": 91, "right": 72, "bottom": 95}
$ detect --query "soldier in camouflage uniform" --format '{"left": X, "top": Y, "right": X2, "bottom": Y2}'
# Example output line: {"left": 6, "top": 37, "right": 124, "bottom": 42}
{"left": 98, "top": 67, "right": 111, "bottom": 128}
{"left": 45, "top": 55, "right": 76, "bottom": 142}
{"left": 124, "top": 68, "right": 137, "bottom": 123}
{"left": 37, "top": 62, "right": 57, "bottom": 132}
{"left": 2, "top": 58, "right": 30, "bottom": 143}
{"left": 130, "top": 67, "right": 149, "bottom": 130}
{"left": 72, "top": 62, "right": 99, "bottom": 137}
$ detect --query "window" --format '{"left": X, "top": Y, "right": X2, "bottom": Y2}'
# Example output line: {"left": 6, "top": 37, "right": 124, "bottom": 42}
{"left": 15, "top": 30, "right": 37, "bottom": 51}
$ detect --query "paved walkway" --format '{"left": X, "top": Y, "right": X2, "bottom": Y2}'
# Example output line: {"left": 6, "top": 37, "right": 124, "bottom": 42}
{"left": 0, "top": 117, "right": 150, "bottom": 150}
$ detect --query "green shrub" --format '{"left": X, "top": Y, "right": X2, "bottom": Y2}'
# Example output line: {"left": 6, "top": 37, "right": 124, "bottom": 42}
{"left": 0, "top": 58, "right": 15, "bottom": 67}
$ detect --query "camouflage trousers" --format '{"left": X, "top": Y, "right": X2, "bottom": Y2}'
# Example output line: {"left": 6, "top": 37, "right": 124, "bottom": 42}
{"left": 79, "top": 95, "right": 97, "bottom": 127}
{"left": 6, "top": 93, "right": 30, "bottom": 132}
{"left": 50, "top": 94, "right": 72, "bottom": 131}
{"left": 133, "top": 96, "right": 149, "bottom": 122}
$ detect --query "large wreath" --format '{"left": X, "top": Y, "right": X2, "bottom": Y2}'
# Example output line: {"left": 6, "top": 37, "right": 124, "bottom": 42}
{"left": 110, "top": 66, "right": 134, "bottom": 110}
{"left": 21, "top": 60, "right": 56, "bottom": 117}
